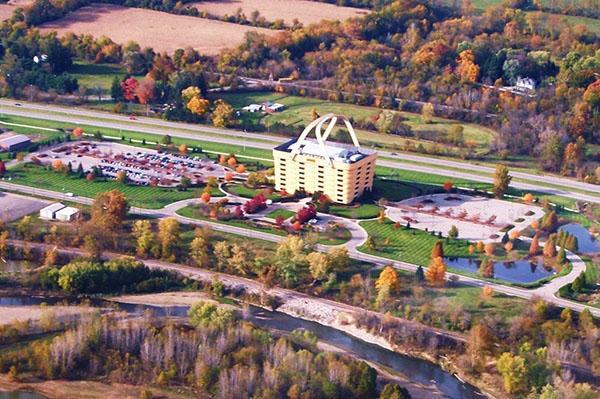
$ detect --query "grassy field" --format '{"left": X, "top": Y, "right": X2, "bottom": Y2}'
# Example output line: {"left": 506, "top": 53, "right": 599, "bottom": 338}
{"left": 358, "top": 218, "right": 473, "bottom": 266}
{"left": 469, "top": 0, "right": 600, "bottom": 33}
{"left": 6, "top": 163, "right": 217, "bottom": 209}
{"left": 265, "top": 208, "right": 295, "bottom": 220}
{"left": 69, "top": 61, "right": 144, "bottom": 92}
{"left": 216, "top": 91, "right": 495, "bottom": 150}
{"left": 387, "top": 268, "right": 528, "bottom": 325}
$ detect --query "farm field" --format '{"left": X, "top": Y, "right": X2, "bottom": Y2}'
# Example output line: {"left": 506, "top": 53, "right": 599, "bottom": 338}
{"left": 469, "top": 0, "right": 600, "bottom": 33}
{"left": 0, "top": 4, "right": 16, "bottom": 20}
{"left": 216, "top": 91, "right": 496, "bottom": 151}
{"left": 191, "top": 0, "right": 368, "bottom": 25}
{"left": 6, "top": 163, "right": 223, "bottom": 209}
{"left": 38, "top": 4, "right": 278, "bottom": 55}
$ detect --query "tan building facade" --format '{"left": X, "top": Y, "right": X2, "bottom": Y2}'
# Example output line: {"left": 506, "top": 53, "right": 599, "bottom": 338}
{"left": 273, "top": 114, "right": 377, "bottom": 204}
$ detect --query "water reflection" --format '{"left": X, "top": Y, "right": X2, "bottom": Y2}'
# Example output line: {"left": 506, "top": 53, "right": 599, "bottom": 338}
{"left": 445, "top": 256, "right": 555, "bottom": 283}
{"left": 559, "top": 223, "right": 599, "bottom": 253}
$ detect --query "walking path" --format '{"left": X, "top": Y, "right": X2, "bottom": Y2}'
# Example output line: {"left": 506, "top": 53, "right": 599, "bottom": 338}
{"left": 0, "top": 180, "right": 596, "bottom": 317}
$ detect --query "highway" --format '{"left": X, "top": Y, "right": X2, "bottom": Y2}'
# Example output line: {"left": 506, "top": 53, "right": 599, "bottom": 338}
{"left": 1, "top": 99, "right": 598, "bottom": 204}
{"left": 0, "top": 180, "right": 597, "bottom": 318}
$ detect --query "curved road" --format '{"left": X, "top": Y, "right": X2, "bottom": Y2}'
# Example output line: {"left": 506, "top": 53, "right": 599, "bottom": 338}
{"left": 1, "top": 100, "right": 598, "bottom": 203}
{"left": 0, "top": 180, "right": 596, "bottom": 318}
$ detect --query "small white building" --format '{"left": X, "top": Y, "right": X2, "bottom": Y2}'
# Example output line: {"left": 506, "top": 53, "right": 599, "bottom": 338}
{"left": 55, "top": 206, "right": 80, "bottom": 222}
{"left": 264, "top": 102, "right": 285, "bottom": 112}
{"left": 242, "top": 104, "right": 262, "bottom": 113}
{"left": 516, "top": 77, "right": 536, "bottom": 91}
{"left": 39, "top": 203, "right": 66, "bottom": 220}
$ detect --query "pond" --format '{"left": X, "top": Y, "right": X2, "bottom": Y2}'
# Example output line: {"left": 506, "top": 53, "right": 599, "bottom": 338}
{"left": 445, "top": 257, "right": 555, "bottom": 284}
{"left": 0, "top": 296, "right": 484, "bottom": 399}
{"left": 559, "top": 223, "right": 599, "bottom": 254}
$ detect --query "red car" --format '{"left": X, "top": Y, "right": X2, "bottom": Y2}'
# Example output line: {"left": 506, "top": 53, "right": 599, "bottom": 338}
{"left": 129, "top": 116, "right": 137, "bottom": 120}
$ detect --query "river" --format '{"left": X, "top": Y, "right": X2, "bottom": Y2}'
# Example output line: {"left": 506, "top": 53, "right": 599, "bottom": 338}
{"left": 0, "top": 296, "right": 485, "bottom": 399}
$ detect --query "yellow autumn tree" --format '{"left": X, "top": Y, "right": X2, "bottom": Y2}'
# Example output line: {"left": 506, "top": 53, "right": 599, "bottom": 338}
{"left": 425, "top": 256, "right": 447, "bottom": 286}
{"left": 375, "top": 265, "right": 400, "bottom": 305}
{"left": 187, "top": 95, "right": 210, "bottom": 116}
{"left": 456, "top": 49, "right": 480, "bottom": 83}
{"left": 181, "top": 86, "right": 201, "bottom": 103}
{"left": 211, "top": 99, "right": 236, "bottom": 127}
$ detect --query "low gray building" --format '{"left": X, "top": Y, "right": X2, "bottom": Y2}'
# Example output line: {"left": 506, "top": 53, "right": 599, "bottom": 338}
{"left": 0, "top": 133, "right": 31, "bottom": 152}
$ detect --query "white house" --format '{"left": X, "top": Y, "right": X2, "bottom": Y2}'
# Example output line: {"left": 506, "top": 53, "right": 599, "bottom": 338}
{"left": 516, "top": 77, "right": 536, "bottom": 91}
{"left": 267, "top": 103, "right": 285, "bottom": 112}
{"left": 39, "top": 203, "right": 66, "bottom": 220}
{"left": 55, "top": 206, "right": 80, "bottom": 222}
{"left": 242, "top": 104, "right": 262, "bottom": 113}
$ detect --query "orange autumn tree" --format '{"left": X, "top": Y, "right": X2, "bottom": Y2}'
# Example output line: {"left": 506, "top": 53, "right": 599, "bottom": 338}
{"left": 443, "top": 180, "right": 453, "bottom": 192}
{"left": 179, "top": 144, "right": 187, "bottom": 155}
{"left": 529, "top": 233, "right": 540, "bottom": 256}
{"left": 72, "top": 127, "right": 84, "bottom": 138}
{"left": 236, "top": 164, "right": 246, "bottom": 173}
{"left": 426, "top": 256, "right": 447, "bottom": 286}
{"left": 224, "top": 172, "right": 234, "bottom": 182}
{"left": 227, "top": 156, "right": 237, "bottom": 167}
{"left": 200, "top": 192, "right": 211, "bottom": 203}
{"left": 135, "top": 76, "right": 155, "bottom": 115}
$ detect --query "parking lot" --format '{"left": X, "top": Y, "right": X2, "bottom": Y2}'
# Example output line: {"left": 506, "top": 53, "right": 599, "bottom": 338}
{"left": 35, "top": 142, "right": 227, "bottom": 187}
{"left": 0, "top": 192, "right": 49, "bottom": 222}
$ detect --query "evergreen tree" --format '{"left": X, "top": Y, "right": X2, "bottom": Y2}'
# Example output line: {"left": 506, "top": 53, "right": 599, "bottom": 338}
{"left": 76, "top": 163, "right": 84, "bottom": 178}
{"left": 111, "top": 76, "right": 124, "bottom": 101}
{"left": 415, "top": 265, "right": 425, "bottom": 284}
{"left": 556, "top": 247, "right": 566, "bottom": 264}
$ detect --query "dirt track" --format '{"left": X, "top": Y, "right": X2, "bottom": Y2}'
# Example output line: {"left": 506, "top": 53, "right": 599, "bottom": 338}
{"left": 39, "top": 3, "right": 279, "bottom": 55}
{"left": 192, "top": 0, "right": 369, "bottom": 25}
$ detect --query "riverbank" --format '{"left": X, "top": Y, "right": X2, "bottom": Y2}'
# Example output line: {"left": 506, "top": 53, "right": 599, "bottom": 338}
{"left": 0, "top": 375, "right": 190, "bottom": 399}
{"left": 105, "top": 291, "right": 490, "bottom": 399}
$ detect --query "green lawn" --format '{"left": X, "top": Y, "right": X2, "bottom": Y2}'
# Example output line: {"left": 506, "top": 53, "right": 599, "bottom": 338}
{"left": 358, "top": 218, "right": 472, "bottom": 266}
{"left": 224, "top": 183, "right": 281, "bottom": 201}
{"left": 7, "top": 163, "right": 218, "bottom": 209}
{"left": 329, "top": 203, "right": 381, "bottom": 219}
{"left": 69, "top": 61, "right": 144, "bottom": 92}
{"left": 216, "top": 91, "right": 495, "bottom": 151}
{"left": 266, "top": 208, "right": 295, "bottom": 220}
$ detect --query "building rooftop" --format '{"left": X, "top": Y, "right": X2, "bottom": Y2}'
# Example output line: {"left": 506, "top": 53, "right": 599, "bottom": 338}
{"left": 276, "top": 138, "right": 375, "bottom": 164}
{"left": 40, "top": 203, "right": 66, "bottom": 214}
{"left": 0, "top": 134, "right": 31, "bottom": 147}
{"left": 56, "top": 206, "right": 80, "bottom": 216}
